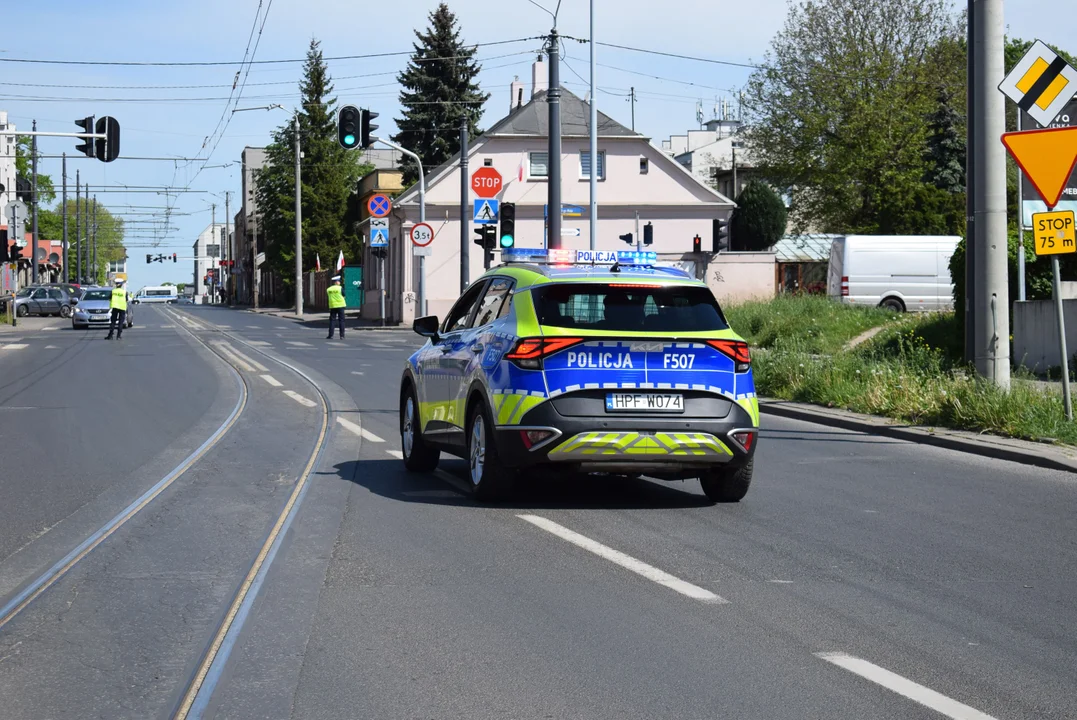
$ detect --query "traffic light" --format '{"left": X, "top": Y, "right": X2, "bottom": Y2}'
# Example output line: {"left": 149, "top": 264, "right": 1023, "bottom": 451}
{"left": 146, "top": 254, "right": 152, "bottom": 264}
{"left": 75, "top": 116, "right": 95, "bottom": 158}
{"left": 95, "top": 116, "right": 121, "bottom": 163}
{"left": 473, "top": 225, "right": 496, "bottom": 250}
{"left": 713, "top": 218, "right": 729, "bottom": 252}
{"left": 692, "top": 234, "right": 702, "bottom": 253}
{"left": 9, "top": 244, "right": 23, "bottom": 262}
{"left": 172, "top": 253, "right": 177, "bottom": 263}
{"left": 337, "top": 105, "right": 361, "bottom": 150}
{"left": 499, "top": 202, "right": 515, "bottom": 248}
{"left": 360, "top": 109, "right": 378, "bottom": 149}
{"left": 643, "top": 222, "right": 653, "bottom": 246}
{"left": 619, "top": 232, "right": 633, "bottom": 245}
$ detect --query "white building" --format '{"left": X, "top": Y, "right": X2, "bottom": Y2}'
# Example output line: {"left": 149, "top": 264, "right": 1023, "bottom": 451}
{"left": 661, "top": 116, "right": 756, "bottom": 200}
{"left": 0, "top": 111, "right": 16, "bottom": 230}
{"left": 367, "top": 58, "right": 736, "bottom": 325}
{"left": 193, "top": 223, "right": 225, "bottom": 302}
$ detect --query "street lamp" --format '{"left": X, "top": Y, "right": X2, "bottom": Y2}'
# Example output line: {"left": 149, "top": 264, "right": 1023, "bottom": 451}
{"left": 233, "top": 104, "right": 303, "bottom": 317}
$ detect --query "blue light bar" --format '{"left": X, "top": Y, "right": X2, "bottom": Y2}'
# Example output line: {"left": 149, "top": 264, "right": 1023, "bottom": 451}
{"left": 501, "top": 248, "right": 549, "bottom": 263}
{"left": 616, "top": 250, "right": 658, "bottom": 265}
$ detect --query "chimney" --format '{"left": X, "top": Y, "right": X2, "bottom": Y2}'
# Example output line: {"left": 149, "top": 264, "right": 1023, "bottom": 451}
{"left": 532, "top": 54, "right": 548, "bottom": 97}
{"left": 510, "top": 76, "right": 525, "bottom": 112}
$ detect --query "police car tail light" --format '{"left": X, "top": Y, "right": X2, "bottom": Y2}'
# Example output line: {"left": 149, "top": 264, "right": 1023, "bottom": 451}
{"left": 506, "top": 336, "right": 583, "bottom": 368}
{"left": 707, "top": 339, "right": 751, "bottom": 372}
{"left": 520, "top": 429, "right": 556, "bottom": 449}
{"left": 730, "top": 430, "right": 755, "bottom": 452}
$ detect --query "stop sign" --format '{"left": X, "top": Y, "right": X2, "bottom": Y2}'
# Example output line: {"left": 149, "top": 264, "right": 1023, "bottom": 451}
{"left": 471, "top": 166, "right": 503, "bottom": 199}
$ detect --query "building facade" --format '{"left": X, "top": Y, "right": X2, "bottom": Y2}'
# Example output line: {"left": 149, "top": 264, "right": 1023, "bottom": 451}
{"left": 234, "top": 147, "right": 266, "bottom": 304}
{"left": 193, "top": 223, "right": 225, "bottom": 303}
{"left": 0, "top": 111, "right": 16, "bottom": 230}
{"left": 364, "top": 65, "right": 735, "bottom": 325}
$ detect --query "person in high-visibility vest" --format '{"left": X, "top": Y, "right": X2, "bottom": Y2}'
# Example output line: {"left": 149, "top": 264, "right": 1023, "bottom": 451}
{"left": 106, "top": 278, "right": 129, "bottom": 340}
{"left": 326, "top": 275, "right": 346, "bottom": 339}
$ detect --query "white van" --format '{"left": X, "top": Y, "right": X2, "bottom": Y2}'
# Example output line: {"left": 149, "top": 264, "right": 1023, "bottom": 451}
{"left": 132, "top": 286, "right": 179, "bottom": 304}
{"left": 827, "top": 235, "right": 960, "bottom": 312}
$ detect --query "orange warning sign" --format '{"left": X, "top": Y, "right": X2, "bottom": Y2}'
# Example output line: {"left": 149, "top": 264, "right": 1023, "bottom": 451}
{"left": 1001, "top": 127, "right": 1077, "bottom": 208}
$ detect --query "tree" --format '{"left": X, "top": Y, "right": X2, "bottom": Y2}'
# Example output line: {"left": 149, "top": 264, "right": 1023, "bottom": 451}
{"left": 255, "top": 39, "right": 372, "bottom": 286}
{"left": 37, "top": 199, "right": 126, "bottom": 284}
{"left": 393, "top": 3, "right": 489, "bottom": 185}
{"left": 729, "top": 181, "right": 788, "bottom": 251}
{"left": 923, "top": 87, "right": 966, "bottom": 194}
{"left": 743, "top": 0, "right": 962, "bottom": 234}
{"left": 15, "top": 137, "right": 56, "bottom": 204}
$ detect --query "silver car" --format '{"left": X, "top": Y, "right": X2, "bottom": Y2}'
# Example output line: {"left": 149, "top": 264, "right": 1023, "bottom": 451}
{"left": 14, "top": 286, "right": 77, "bottom": 318}
{"left": 71, "top": 287, "right": 134, "bottom": 330}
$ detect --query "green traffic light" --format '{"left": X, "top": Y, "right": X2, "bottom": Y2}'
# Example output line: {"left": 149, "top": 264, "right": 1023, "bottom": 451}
{"left": 500, "top": 235, "right": 514, "bottom": 248}
{"left": 344, "top": 134, "right": 356, "bottom": 146}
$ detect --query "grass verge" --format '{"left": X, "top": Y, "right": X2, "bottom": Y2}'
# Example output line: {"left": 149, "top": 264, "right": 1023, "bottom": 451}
{"left": 725, "top": 294, "right": 897, "bottom": 354}
{"left": 731, "top": 297, "right": 1077, "bottom": 445}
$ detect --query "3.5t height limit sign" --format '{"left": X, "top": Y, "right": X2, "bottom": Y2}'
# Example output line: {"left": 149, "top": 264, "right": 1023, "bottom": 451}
{"left": 471, "top": 166, "right": 502, "bottom": 199}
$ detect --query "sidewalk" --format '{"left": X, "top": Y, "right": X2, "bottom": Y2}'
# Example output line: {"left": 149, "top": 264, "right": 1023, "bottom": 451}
{"left": 244, "top": 306, "right": 411, "bottom": 330}
{"left": 759, "top": 398, "right": 1077, "bottom": 474}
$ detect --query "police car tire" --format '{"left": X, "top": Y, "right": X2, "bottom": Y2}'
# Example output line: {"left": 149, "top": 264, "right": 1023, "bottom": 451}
{"left": 699, "top": 459, "right": 753, "bottom": 503}
{"left": 401, "top": 385, "right": 439, "bottom": 472}
{"left": 467, "top": 402, "right": 513, "bottom": 501}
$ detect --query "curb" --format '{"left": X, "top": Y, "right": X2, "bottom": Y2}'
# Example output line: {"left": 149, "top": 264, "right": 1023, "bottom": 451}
{"left": 758, "top": 398, "right": 1077, "bottom": 474}
{"left": 244, "top": 308, "right": 409, "bottom": 330}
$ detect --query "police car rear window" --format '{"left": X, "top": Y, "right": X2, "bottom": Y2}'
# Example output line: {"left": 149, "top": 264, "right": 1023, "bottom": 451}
{"left": 533, "top": 284, "right": 728, "bottom": 332}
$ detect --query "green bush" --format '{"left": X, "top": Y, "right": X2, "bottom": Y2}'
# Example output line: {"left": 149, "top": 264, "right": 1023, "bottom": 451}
{"left": 729, "top": 180, "right": 788, "bottom": 251}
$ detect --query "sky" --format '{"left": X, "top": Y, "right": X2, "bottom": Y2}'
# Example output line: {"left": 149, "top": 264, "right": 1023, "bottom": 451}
{"left": 3, "top": 0, "right": 1074, "bottom": 289}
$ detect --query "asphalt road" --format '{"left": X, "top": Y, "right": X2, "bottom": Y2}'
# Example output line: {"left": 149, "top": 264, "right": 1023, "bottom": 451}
{"left": 2, "top": 304, "right": 1075, "bottom": 719}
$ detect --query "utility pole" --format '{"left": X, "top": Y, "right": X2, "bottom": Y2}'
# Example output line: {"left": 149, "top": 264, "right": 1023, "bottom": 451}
{"left": 964, "top": 0, "right": 977, "bottom": 366}
{"left": 75, "top": 171, "right": 81, "bottom": 284}
{"left": 30, "top": 120, "right": 38, "bottom": 284}
{"left": 589, "top": 0, "right": 598, "bottom": 252}
{"left": 92, "top": 196, "right": 97, "bottom": 283}
{"left": 253, "top": 212, "right": 260, "bottom": 311}
{"left": 211, "top": 203, "right": 216, "bottom": 305}
{"left": 224, "top": 190, "right": 231, "bottom": 306}
{"left": 970, "top": 0, "right": 1009, "bottom": 388}
{"left": 62, "top": 154, "right": 68, "bottom": 283}
{"left": 373, "top": 136, "right": 426, "bottom": 315}
{"left": 547, "top": 32, "right": 563, "bottom": 250}
{"left": 459, "top": 118, "right": 470, "bottom": 291}
{"left": 294, "top": 113, "right": 303, "bottom": 317}
{"left": 629, "top": 87, "right": 636, "bottom": 132}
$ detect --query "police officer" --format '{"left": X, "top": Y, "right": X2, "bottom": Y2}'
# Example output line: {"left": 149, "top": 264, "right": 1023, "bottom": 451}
{"left": 326, "top": 275, "right": 346, "bottom": 339}
{"left": 105, "top": 278, "right": 129, "bottom": 340}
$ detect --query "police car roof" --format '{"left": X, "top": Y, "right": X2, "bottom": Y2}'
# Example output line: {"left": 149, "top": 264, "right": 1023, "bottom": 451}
{"left": 496, "top": 262, "right": 695, "bottom": 283}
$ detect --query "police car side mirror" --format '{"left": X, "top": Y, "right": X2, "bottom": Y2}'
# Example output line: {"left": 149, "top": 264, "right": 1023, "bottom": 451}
{"left": 414, "top": 315, "right": 440, "bottom": 340}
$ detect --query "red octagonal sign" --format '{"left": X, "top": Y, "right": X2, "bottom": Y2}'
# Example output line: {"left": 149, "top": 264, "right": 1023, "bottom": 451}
{"left": 471, "top": 166, "right": 503, "bottom": 199}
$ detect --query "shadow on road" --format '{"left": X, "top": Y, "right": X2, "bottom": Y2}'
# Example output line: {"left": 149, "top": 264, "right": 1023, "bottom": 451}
{"left": 334, "top": 458, "right": 714, "bottom": 511}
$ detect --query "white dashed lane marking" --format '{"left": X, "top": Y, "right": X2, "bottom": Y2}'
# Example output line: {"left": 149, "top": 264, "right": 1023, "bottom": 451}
{"left": 0, "top": 344, "right": 28, "bottom": 350}
{"left": 260, "top": 375, "right": 282, "bottom": 387}
{"left": 335, "top": 416, "right": 385, "bottom": 443}
{"left": 517, "top": 515, "right": 727, "bottom": 604}
{"left": 286, "top": 341, "right": 313, "bottom": 347}
{"left": 386, "top": 450, "right": 403, "bottom": 459}
{"left": 814, "top": 652, "right": 998, "bottom": 720}
{"left": 282, "top": 390, "right": 317, "bottom": 408}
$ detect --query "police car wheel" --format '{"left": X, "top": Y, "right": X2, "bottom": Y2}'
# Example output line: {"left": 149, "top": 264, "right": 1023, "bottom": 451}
{"left": 400, "top": 385, "right": 439, "bottom": 472}
{"left": 467, "top": 403, "right": 513, "bottom": 501}
{"left": 699, "top": 458, "right": 753, "bottom": 503}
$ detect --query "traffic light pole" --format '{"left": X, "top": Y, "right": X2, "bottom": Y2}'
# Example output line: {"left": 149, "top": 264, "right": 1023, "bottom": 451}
{"left": 588, "top": 0, "right": 597, "bottom": 252}
{"left": 294, "top": 113, "right": 303, "bottom": 318}
{"left": 372, "top": 135, "right": 426, "bottom": 316}
{"left": 31, "top": 121, "right": 38, "bottom": 284}
{"left": 61, "top": 154, "right": 68, "bottom": 283}
{"left": 460, "top": 119, "right": 469, "bottom": 292}
{"left": 224, "top": 190, "right": 231, "bottom": 306}
{"left": 547, "top": 31, "right": 563, "bottom": 250}
{"left": 92, "top": 196, "right": 97, "bottom": 284}
{"left": 75, "top": 172, "right": 81, "bottom": 284}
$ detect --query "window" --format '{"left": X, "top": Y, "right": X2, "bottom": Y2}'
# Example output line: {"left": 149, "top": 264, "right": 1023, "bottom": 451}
{"left": 472, "top": 277, "right": 515, "bottom": 328}
{"left": 639, "top": 157, "right": 649, "bottom": 174}
{"left": 32, "top": 289, "right": 48, "bottom": 299}
{"left": 442, "top": 281, "right": 488, "bottom": 334}
{"left": 580, "top": 150, "right": 606, "bottom": 180}
{"left": 48, "top": 289, "right": 63, "bottom": 301}
{"left": 533, "top": 284, "right": 729, "bottom": 332}
{"left": 528, "top": 152, "right": 549, "bottom": 178}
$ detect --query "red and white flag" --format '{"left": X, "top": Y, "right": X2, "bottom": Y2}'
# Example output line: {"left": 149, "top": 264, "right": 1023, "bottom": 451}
{"left": 336, "top": 250, "right": 345, "bottom": 272}
{"left": 517, "top": 153, "right": 526, "bottom": 182}
{"left": 316, "top": 253, "right": 322, "bottom": 272}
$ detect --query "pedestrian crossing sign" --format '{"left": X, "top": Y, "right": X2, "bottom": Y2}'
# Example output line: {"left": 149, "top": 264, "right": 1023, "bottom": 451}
{"left": 473, "top": 199, "right": 499, "bottom": 225}
{"left": 999, "top": 40, "right": 1077, "bottom": 128}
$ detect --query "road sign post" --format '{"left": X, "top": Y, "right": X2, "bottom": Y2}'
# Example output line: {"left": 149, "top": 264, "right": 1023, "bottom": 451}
{"left": 1033, "top": 209, "right": 1077, "bottom": 420}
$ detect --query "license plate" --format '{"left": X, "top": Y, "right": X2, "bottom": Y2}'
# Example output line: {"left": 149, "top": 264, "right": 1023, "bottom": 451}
{"left": 90, "top": 316, "right": 109, "bottom": 321}
{"left": 605, "top": 393, "right": 684, "bottom": 413}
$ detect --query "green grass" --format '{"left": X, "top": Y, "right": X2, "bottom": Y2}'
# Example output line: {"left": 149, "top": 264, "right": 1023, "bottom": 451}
{"left": 734, "top": 297, "right": 1077, "bottom": 445}
{"left": 725, "top": 294, "right": 897, "bottom": 354}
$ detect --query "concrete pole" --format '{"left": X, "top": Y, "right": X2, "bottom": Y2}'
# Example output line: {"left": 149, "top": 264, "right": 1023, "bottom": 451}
{"left": 971, "top": 0, "right": 1010, "bottom": 388}
{"left": 92, "top": 196, "right": 97, "bottom": 284}
{"left": 373, "top": 136, "right": 426, "bottom": 316}
{"left": 211, "top": 203, "right": 216, "bottom": 304}
{"left": 253, "top": 212, "right": 260, "bottom": 311}
{"left": 75, "top": 172, "right": 81, "bottom": 283}
{"left": 294, "top": 113, "right": 304, "bottom": 317}
{"left": 964, "top": 0, "right": 977, "bottom": 364}
{"left": 224, "top": 190, "right": 231, "bottom": 306}
{"left": 62, "top": 154, "right": 68, "bottom": 283}
{"left": 30, "top": 120, "right": 38, "bottom": 284}
{"left": 547, "top": 32, "right": 563, "bottom": 250}
{"left": 589, "top": 0, "right": 598, "bottom": 252}
{"left": 459, "top": 118, "right": 470, "bottom": 291}
{"left": 1016, "top": 110, "right": 1026, "bottom": 302}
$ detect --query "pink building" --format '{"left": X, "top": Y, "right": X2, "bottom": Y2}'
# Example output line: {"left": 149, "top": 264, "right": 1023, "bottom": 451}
{"left": 365, "top": 64, "right": 739, "bottom": 325}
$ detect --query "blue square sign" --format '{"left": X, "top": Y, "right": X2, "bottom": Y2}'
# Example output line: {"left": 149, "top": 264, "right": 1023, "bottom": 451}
{"left": 474, "top": 199, "right": 499, "bottom": 224}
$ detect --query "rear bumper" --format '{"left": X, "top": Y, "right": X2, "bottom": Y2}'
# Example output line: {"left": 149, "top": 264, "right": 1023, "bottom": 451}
{"left": 495, "top": 397, "right": 757, "bottom": 476}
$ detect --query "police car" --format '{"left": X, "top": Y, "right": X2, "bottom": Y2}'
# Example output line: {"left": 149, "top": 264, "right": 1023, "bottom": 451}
{"left": 399, "top": 248, "right": 759, "bottom": 502}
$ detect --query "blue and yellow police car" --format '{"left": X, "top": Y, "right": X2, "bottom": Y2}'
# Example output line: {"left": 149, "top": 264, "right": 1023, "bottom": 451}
{"left": 399, "top": 248, "right": 758, "bottom": 502}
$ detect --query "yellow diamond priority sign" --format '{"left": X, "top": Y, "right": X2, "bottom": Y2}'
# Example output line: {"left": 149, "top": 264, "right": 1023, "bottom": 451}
{"left": 1033, "top": 210, "right": 1077, "bottom": 256}
{"left": 999, "top": 40, "right": 1077, "bottom": 128}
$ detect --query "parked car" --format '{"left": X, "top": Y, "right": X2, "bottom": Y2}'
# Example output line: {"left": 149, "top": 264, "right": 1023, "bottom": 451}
{"left": 13, "top": 286, "right": 78, "bottom": 318}
{"left": 71, "top": 287, "right": 134, "bottom": 329}
{"left": 826, "top": 235, "right": 961, "bottom": 312}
